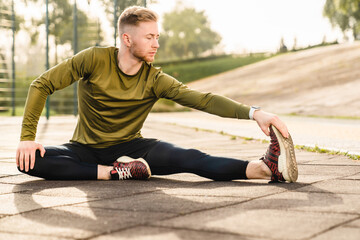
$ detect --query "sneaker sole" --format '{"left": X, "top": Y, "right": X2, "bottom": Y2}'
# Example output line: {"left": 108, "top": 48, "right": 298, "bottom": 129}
{"left": 116, "top": 156, "right": 152, "bottom": 179}
{"left": 271, "top": 125, "right": 298, "bottom": 182}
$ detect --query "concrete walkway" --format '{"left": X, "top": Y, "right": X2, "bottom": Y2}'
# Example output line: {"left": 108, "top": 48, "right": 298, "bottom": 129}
{"left": 0, "top": 113, "right": 359, "bottom": 240}
{"left": 148, "top": 112, "right": 360, "bottom": 156}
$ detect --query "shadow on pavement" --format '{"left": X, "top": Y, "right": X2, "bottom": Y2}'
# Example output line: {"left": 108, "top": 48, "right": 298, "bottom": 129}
{"left": 11, "top": 177, "right": 343, "bottom": 239}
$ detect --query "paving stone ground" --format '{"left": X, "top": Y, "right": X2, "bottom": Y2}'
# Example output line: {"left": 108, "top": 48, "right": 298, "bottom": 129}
{"left": 0, "top": 114, "right": 359, "bottom": 240}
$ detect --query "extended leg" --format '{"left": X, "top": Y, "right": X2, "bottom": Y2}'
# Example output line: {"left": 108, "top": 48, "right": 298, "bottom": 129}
{"left": 144, "top": 141, "right": 250, "bottom": 181}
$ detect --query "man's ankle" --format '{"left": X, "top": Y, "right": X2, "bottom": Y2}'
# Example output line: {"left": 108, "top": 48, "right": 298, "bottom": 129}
{"left": 97, "top": 165, "right": 113, "bottom": 180}
{"left": 260, "top": 160, "right": 272, "bottom": 178}
{"left": 246, "top": 160, "right": 271, "bottom": 180}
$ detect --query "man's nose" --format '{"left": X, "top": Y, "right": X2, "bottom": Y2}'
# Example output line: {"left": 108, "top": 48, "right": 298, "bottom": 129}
{"left": 153, "top": 39, "right": 159, "bottom": 48}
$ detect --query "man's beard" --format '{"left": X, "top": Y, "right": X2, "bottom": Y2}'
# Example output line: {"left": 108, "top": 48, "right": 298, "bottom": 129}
{"left": 130, "top": 44, "right": 155, "bottom": 63}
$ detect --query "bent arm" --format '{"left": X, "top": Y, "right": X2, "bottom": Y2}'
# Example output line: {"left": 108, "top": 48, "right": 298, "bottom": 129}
{"left": 18, "top": 48, "right": 95, "bottom": 171}
{"left": 153, "top": 73, "right": 251, "bottom": 119}
{"left": 21, "top": 87, "right": 48, "bottom": 141}
{"left": 20, "top": 47, "right": 95, "bottom": 141}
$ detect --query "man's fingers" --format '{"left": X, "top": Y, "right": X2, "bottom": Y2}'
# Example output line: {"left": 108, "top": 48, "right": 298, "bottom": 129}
{"left": 262, "top": 126, "right": 270, "bottom": 136}
{"left": 39, "top": 144, "right": 46, "bottom": 157}
{"left": 16, "top": 149, "right": 20, "bottom": 167}
{"left": 280, "top": 127, "right": 289, "bottom": 138}
{"left": 273, "top": 121, "right": 289, "bottom": 138}
{"left": 29, "top": 143, "right": 45, "bottom": 170}
{"left": 268, "top": 115, "right": 288, "bottom": 138}
{"left": 19, "top": 152, "right": 25, "bottom": 171}
{"left": 19, "top": 152, "right": 24, "bottom": 171}
{"left": 255, "top": 110, "right": 290, "bottom": 138}
{"left": 16, "top": 141, "right": 44, "bottom": 172}
{"left": 24, "top": 151, "right": 30, "bottom": 172}
{"left": 30, "top": 149, "right": 36, "bottom": 170}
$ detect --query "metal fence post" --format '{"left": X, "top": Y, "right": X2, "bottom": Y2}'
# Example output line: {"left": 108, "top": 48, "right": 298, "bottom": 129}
{"left": 11, "top": 0, "right": 15, "bottom": 116}
{"left": 45, "top": 0, "right": 50, "bottom": 119}
{"left": 114, "top": 0, "right": 117, "bottom": 47}
{"left": 73, "top": 0, "right": 78, "bottom": 116}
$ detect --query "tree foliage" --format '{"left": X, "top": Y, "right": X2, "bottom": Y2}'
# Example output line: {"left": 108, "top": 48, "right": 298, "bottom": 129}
{"left": 27, "top": 0, "right": 103, "bottom": 63}
{"left": 278, "top": 37, "right": 288, "bottom": 53}
{"left": 157, "top": 7, "right": 221, "bottom": 59}
{"left": 323, "top": 0, "right": 360, "bottom": 39}
{"left": 57, "top": 8, "right": 103, "bottom": 52}
{"left": 99, "top": 0, "right": 156, "bottom": 44}
{"left": 99, "top": 0, "right": 156, "bottom": 28}
{"left": 100, "top": 0, "right": 148, "bottom": 19}
{"left": 0, "top": 0, "right": 25, "bottom": 32}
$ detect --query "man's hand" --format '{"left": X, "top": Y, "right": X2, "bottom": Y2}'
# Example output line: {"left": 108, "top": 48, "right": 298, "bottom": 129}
{"left": 253, "top": 110, "right": 289, "bottom": 138}
{"left": 16, "top": 141, "right": 45, "bottom": 172}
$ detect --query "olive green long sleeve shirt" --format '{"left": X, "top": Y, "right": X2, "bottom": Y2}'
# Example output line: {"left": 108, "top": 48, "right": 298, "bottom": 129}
{"left": 21, "top": 47, "right": 250, "bottom": 148}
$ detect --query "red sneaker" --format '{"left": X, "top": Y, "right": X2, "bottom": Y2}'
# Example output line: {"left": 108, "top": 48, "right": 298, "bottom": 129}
{"left": 261, "top": 125, "right": 298, "bottom": 182}
{"left": 110, "top": 156, "right": 151, "bottom": 180}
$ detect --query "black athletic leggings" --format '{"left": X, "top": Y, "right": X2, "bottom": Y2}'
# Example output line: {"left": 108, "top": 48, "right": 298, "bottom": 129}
{"left": 18, "top": 138, "right": 249, "bottom": 181}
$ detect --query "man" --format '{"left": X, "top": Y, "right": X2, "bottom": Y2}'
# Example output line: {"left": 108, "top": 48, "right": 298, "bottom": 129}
{"left": 16, "top": 6, "right": 298, "bottom": 183}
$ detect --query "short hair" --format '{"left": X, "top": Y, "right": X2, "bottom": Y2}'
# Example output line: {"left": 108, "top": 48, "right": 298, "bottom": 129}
{"left": 118, "top": 6, "right": 158, "bottom": 35}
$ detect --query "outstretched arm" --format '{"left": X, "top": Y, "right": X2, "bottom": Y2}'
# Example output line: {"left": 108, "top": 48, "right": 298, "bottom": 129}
{"left": 153, "top": 73, "right": 290, "bottom": 138}
{"left": 153, "top": 73, "right": 251, "bottom": 119}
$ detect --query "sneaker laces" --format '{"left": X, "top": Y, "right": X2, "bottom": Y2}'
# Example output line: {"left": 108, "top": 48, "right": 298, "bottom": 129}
{"left": 269, "top": 128, "right": 280, "bottom": 152}
{"left": 115, "top": 166, "right": 132, "bottom": 180}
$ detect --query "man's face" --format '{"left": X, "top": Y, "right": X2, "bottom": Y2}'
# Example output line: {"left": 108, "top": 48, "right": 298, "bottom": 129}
{"left": 127, "top": 21, "right": 160, "bottom": 62}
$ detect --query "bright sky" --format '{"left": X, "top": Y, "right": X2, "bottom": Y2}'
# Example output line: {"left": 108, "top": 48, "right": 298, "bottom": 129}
{"left": 16, "top": 0, "right": 347, "bottom": 54}
{"left": 148, "top": 0, "right": 346, "bottom": 53}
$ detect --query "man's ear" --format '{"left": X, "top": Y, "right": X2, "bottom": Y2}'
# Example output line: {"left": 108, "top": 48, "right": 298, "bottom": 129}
{"left": 122, "top": 33, "right": 132, "bottom": 47}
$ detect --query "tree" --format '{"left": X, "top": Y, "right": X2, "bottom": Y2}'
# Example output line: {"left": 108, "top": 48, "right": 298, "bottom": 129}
{"left": 28, "top": 0, "right": 103, "bottom": 64}
{"left": 58, "top": 9, "right": 103, "bottom": 54}
{"left": 323, "top": 0, "right": 360, "bottom": 40}
{"left": 0, "top": 0, "right": 23, "bottom": 31}
{"left": 292, "top": 37, "right": 297, "bottom": 51}
{"left": 278, "top": 37, "right": 288, "bottom": 53}
{"left": 0, "top": 0, "right": 21, "bottom": 112}
{"left": 99, "top": 0, "right": 156, "bottom": 45}
{"left": 158, "top": 7, "right": 221, "bottom": 59}
{"left": 100, "top": 0, "right": 149, "bottom": 18}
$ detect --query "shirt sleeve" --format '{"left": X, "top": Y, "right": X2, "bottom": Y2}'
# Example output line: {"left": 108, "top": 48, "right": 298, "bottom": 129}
{"left": 20, "top": 47, "right": 95, "bottom": 141}
{"left": 153, "top": 72, "right": 251, "bottom": 120}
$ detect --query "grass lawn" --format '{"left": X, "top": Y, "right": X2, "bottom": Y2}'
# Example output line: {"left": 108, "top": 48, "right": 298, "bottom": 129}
{"left": 156, "top": 54, "right": 270, "bottom": 84}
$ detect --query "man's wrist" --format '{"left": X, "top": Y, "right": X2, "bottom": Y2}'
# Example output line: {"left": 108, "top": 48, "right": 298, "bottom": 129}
{"left": 249, "top": 106, "right": 261, "bottom": 120}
